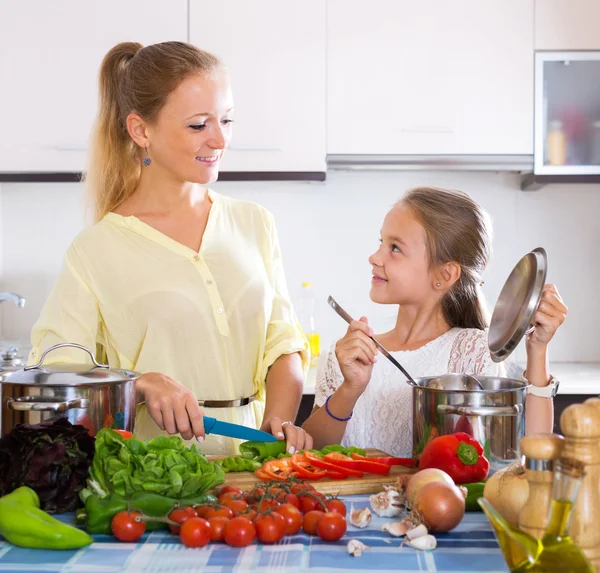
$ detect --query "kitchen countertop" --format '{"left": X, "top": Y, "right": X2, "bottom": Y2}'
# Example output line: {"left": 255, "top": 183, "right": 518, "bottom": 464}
{"left": 0, "top": 495, "right": 507, "bottom": 573}
{"left": 303, "top": 363, "right": 600, "bottom": 396}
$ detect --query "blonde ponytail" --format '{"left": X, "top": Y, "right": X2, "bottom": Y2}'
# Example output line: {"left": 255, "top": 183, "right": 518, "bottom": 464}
{"left": 85, "top": 41, "right": 221, "bottom": 222}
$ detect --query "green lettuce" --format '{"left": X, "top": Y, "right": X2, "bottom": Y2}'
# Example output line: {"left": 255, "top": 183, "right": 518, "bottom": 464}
{"left": 83, "top": 429, "right": 223, "bottom": 500}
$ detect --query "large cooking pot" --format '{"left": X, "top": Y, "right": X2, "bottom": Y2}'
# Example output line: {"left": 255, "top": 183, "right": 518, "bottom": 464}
{"left": 412, "top": 374, "right": 529, "bottom": 474}
{"left": 0, "top": 343, "right": 138, "bottom": 437}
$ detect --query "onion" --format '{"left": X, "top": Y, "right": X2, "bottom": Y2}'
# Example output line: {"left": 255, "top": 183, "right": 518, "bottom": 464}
{"left": 412, "top": 481, "right": 466, "bottom": 532}
{"left": 483, "top": 463, "right": 529, "bottom": 526}
{"left": 404, "top": 468, "right": 455, "bottom": 506}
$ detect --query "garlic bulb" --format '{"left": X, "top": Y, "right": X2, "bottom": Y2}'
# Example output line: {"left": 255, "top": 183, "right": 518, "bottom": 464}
{"left": 369, "top": 487, "right": 403, "bottom": 517}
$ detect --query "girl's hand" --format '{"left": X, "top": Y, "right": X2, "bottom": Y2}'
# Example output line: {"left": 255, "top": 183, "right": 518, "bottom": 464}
{"left": 526, "top": 284, "right": 568, "bottom": 349}
{"left": 335, "top": 317, "right": 378, "bottom": 394}
{"left": 263, "top": 417, "right": 314, "bottom": 454}
{"left": 136, "top": 372, "right": 206, "bottom": 441}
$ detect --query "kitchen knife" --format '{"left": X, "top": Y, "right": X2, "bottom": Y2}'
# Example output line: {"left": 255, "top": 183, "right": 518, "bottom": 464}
{"left": 202, "top": 416, "right": 278, "bottom": 442}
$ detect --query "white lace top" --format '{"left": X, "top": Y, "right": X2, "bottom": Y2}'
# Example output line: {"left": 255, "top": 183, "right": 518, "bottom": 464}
{"left": 314, "top": 328, "right": 508, "bottom": 457}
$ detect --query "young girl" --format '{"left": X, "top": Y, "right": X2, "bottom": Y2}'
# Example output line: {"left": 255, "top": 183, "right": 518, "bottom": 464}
{"left": 302, "top": 187, "right": 567, "bottom": 455}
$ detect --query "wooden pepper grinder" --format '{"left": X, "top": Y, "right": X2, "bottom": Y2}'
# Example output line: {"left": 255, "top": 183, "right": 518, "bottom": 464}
{"left": 561, "top": 403, "right": 600, "bottom": 571}
{"left": 518, "top": 433, "right": 565, "bottom": 539}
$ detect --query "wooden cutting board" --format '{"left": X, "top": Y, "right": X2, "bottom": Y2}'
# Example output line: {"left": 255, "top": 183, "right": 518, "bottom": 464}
{"left": 209, "top": 449, "right": 415, "bottom": 495}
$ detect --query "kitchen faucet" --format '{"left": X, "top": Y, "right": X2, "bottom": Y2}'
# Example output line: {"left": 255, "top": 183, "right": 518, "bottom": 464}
{"left": 0, "top": 293, "right": 26, "bottom": 308}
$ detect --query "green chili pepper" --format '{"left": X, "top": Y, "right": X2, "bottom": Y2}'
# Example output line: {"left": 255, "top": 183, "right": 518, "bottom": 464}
{"left": 0, "top": 487, "right": 93, "bottom": 549}
{"left": 464, "top": 481, "right": 486, "bottom": 512}
{"left": 82, "top": 490, "right": 218, "bottom": 534}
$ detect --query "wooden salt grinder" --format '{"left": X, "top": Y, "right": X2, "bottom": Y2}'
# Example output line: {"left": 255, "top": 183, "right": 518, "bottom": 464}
{"left": 518, "top": 433, "right": 565, "bottom": 539}
{"left": 561, "top": 403, "right": 600, "bottom": 571}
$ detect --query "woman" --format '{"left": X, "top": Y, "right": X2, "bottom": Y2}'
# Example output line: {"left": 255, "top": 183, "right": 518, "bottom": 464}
{"left": 303, "top": 187, "right": 567, "bottom": 454}
{"left": 29, "top": 41, "right": 312, "bottom": 455}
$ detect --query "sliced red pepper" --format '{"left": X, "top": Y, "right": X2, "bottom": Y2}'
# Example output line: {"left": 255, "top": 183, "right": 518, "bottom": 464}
{"left": 255, "top": 468, "right": 273, "bottom": 481}
{"left": 262, "top": 458, "right": 297, "bottom": 481}
{"left": 324, "top": 452, "right": 391, "bottom": 475}
{"left": 290, "top": 453, "right": 329, "bottom": 480}
{"left": 304, "top": 451, "right": 364, "bottom": 477}
{"left": 350, "top": 453, "right": 416, "bottom": 467}
{"left": 113, "top": 429, "right": 133, "bottom": 439}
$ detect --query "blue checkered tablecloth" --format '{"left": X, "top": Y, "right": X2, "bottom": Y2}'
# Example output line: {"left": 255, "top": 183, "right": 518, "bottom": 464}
{"left": 0, "top": 495, "right": 508, "bottom": 573}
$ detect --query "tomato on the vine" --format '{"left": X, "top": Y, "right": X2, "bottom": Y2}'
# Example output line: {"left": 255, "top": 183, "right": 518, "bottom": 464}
{"left": 112, "top": 511, "right": 146, "bottom": 542}
{"left": 300, "top": 493, "right": 327, "bottom": 514}
{"left": 204, "top": 506, "right": 234, "bottom": 520}
{"left": 254, "top": 512, "right": 286, "bottom": 544}
{"left": 224, "top": 516, "right": 257, "bottom": 547}
{"left": 223, "top": 499, "right": 249, "bottom": 516}
{"left": 274, "top": 503, "right": 303, "bottom": 535}
{"left": 169, "top": 508, "right": 195, "bottom": 534}
{"left": 180, "top": 517, "right": 211, "bottom": 548}
{"left": 325, "top": 499, "right": 347, "bottom": 516}
{"left": 316, "top": 512, "right": 347, "bottom": 542}
{"left": 207, "top": 516, "right": 230, "bottom": 542}
{"left": 302, "top": 510, "right": 325, "bottom": 536}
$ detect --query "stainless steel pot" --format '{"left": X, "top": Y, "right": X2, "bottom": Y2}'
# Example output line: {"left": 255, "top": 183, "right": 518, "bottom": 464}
{"left": 0, "top": 343, "right": 138, "bottom": 437}
{"left": 411, "top": 374, "right": 529, "bottom": 474}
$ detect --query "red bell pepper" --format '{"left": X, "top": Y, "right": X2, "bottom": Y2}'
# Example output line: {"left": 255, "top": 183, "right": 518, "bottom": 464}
{"left": 261, "top": 458, "right": 297, "bottom": 481}
{"left": 323, "top": 452, "right": 391, "bottom": 475}
{"left": 291, "top": 453, "right": 344, "bottom": 480}
{"left": 303, "top": 451, "right": 364, "bottom": 477}
{"left": 350, "top": 453, "right": 416, "bottom": 467}
{"left": 418, "top": 432, "right": 489, "bottom": 484}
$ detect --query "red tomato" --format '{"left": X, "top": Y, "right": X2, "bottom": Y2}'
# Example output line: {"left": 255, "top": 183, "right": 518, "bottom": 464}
{"left": 112, "top": 511, "right": 146, "bottom": 542}
{"left": 218, "top": 492, "right": 242, "bottom": 504}
{"left": 208, "top": 516, "right": 230, "bottom": 542}
{"left": 274, "top": 503, "right": 303, "bottom": 535}
{"left": 238, "top": 509, "right": 257, "bottom": 523}
{"left": 183, "top": 506, "right": 198, "bottom": 517}
{"left": 300, "top": 493, "right": 327, "bottom": 514}
{"left": 223, "top": 499, "right": 249, "bottom": 516}
{"left": 325, "top": 499, "right": 347, "bottom": 516}
{"left": 284, "top": 493, "right": 300, "bottom": 509}
{"left": 302, "top": 510, "right": 325, "bottom": 536}
{"left": 267, "top": 487, "right": 288, "bottom": 503}
{"left": 180, "top": 517, "right": 211, "bottom": 548}
{"left": 245, "top": 487, "right": 266, "bottom": 503}
{"left": 169, "top": 508, "right": 194, "bottom": 534}
{"left": 291, "top": 482, "right": 315, "bottom": 496}
{"left": 204, "top": 506, "right": 234, "bottom": 520}
{"left": 255, "top": 498, "right": 280, "bottom": 513}
{"left": 316, "top": 512, "right": 347, "bottom": 542}
{"left": 254, "top": 512, "right": 287, "bottom": 544}
{"left": 224, "top": 517, "right": 257, "bottom": 547}
{"left": 216, "top": 485, "right": 243, "bottom": 498}
{"left": 195, "top": 505, "right": 214, "bottom": 519}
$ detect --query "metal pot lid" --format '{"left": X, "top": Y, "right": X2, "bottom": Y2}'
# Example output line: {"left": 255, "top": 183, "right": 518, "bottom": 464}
{"left": 0, "top": 343, "right": 138, "bottom": 386}
{"left": 488, "top": 247, "right": 548, "bottom": 363}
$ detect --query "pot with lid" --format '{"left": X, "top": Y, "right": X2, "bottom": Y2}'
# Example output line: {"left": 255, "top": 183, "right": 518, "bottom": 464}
{"left": 411, "top": 248, "right": 548, "bottom": 473}
{"left": 0, "top": 343, "right": 138, "bottom": 437}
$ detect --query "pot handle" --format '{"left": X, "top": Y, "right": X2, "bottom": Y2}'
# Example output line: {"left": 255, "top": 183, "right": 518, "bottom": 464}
{"left": 24, "top": 343, "right": 110, "bottom": 371}
{"left": 6, "top": 397, "right": 89, "bottom": 412}
{"left": 437, "top": 404, "right": 523, "bottom": 417}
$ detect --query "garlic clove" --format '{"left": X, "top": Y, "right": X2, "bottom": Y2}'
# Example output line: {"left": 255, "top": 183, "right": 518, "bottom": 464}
{"left": 404, "top": 534, "right": 437, "bottom": 551}
{"left": 381, "top": 520, "right": 413, "bottom": 537}
{"left": 347, "top": 539, "right": 368, "bottom": 556}
{"left": 405, "top": 524, "right": 428, "bottom": 540}
{"left": 349, "top": 504, "right": 373, "bottom": 528}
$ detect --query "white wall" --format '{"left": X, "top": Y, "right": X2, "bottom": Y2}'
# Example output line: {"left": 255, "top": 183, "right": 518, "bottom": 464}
{"left": 1, "top": 171, "right": 599, "bottom": 364}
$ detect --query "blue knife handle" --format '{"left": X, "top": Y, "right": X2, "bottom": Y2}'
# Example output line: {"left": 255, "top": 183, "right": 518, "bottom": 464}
{"left": 203, "top": 416, "right": 217, "bottom": 434}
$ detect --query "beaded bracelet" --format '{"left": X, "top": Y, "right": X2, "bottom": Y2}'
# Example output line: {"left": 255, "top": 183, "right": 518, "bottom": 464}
{"left": 325, "top": 394, "right": 353, "bottom": 422}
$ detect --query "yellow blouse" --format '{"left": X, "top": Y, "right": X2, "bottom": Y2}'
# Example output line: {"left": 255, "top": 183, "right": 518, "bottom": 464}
{"left": 29, "top": 190, "right": 308, "bottom": 454}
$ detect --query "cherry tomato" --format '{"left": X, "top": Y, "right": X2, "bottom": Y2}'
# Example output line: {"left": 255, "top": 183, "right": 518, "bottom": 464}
{"left": 291, "top": 483, "right": 315, "bottom": 496}
{"left": 208, "top": 516, "right": 230, "bottom": 542}
{"left": 246, "top": 487, "right": 266, "bottom": 503}
{"left": 274, "top": 503, "right": 303, "bottom": 535}
{"left": 195, "top": 505, "right": 214, "bottom": 519}
{"left": 216, "top": 485, "right": 243, "bottom": 498}
{"left": 204, "top": 506, "right": 234, "bottom": 520}
{"left": 183, "top": 506, "right": 198, "bottom": 517}
{"left": 325, "top": 499, "right": 347, "bottom": 516}
{"left": 238, "top": 509, "right": 257, "bottom": 522}
{"left": 169, "top": 508, "right": 194, "bottom": 534}
{"left": 223, "top": 516, "right": 257, "bottom": 547}
{"left": 254, "top": 512, "right": 287, "bottom": 544}
{"left": 316, "top": 512, "right": 347, "bottom": 542}
{"left": 111, "top": 511, "right": 146, "bottom": 542}
{"left": 267, "top": 487, "right": 288, "bottom": 503}
{"left": 284, "top": 493, "right": 300, "bottom": 509}
{"left": 300, "top": 493, "right": 327, "bottom": 514}
{"left": 223, "top": 499, "right": 249, "bottom": 516}
{"left": 180, "top": 517, "right": 211, "bottom": 548}
{"left": 255, "top": 498, "right": 280, "bottom": 513}
{"left": 218, "top": 492, "right": 242, "bottom": 504}
{"left": 302, "top": 510, "right": 324, "bottom": 536}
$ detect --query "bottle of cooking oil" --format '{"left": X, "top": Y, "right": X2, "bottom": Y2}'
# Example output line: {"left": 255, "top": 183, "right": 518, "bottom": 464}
{"left": 479, "top": 457, "right": 593, "bottom": 573}
{"left": 297, "top": 282, "right": 320, "bottom": 368}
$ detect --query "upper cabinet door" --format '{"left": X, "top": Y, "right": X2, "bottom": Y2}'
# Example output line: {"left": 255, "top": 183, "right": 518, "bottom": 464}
{"left": 535, "top": 0, "right": 600, "bottom": 50}
{"left": 0, "top": 1, "right": 187, "bottom": 173}
{"left": 189, "top": 1, "right": 326, "bottom": 173}
{"left": 327, "top": 0, "right": 534, "bottom": 156}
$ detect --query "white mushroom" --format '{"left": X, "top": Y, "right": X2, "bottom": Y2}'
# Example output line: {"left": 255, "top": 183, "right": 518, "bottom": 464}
{"left": 347, "top": 539, "right": 368, "bottom": 556}
{"left": 349, "top": 504, "right": 372, "bottom": 528}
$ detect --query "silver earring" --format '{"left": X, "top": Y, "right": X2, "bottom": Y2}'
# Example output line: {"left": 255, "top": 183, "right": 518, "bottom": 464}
{"left": 436, "top": 283, "right": 441, "bottom": 287}
{"left": 142, "top": 146, "right": 152, "bottom": 167}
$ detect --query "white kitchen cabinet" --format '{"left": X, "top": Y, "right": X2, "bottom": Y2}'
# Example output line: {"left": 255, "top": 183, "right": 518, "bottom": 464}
{"left": 327, "top": 0, "right": 534, "bottom": 156}
{"left": 535, "top": 0, "right": 600, "bottom": 50}
{"left": 189, "top": 1, "right": 326, "bottom": 174}
{"left": 0, "top": 1, "right": 187, "bottom": 173}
